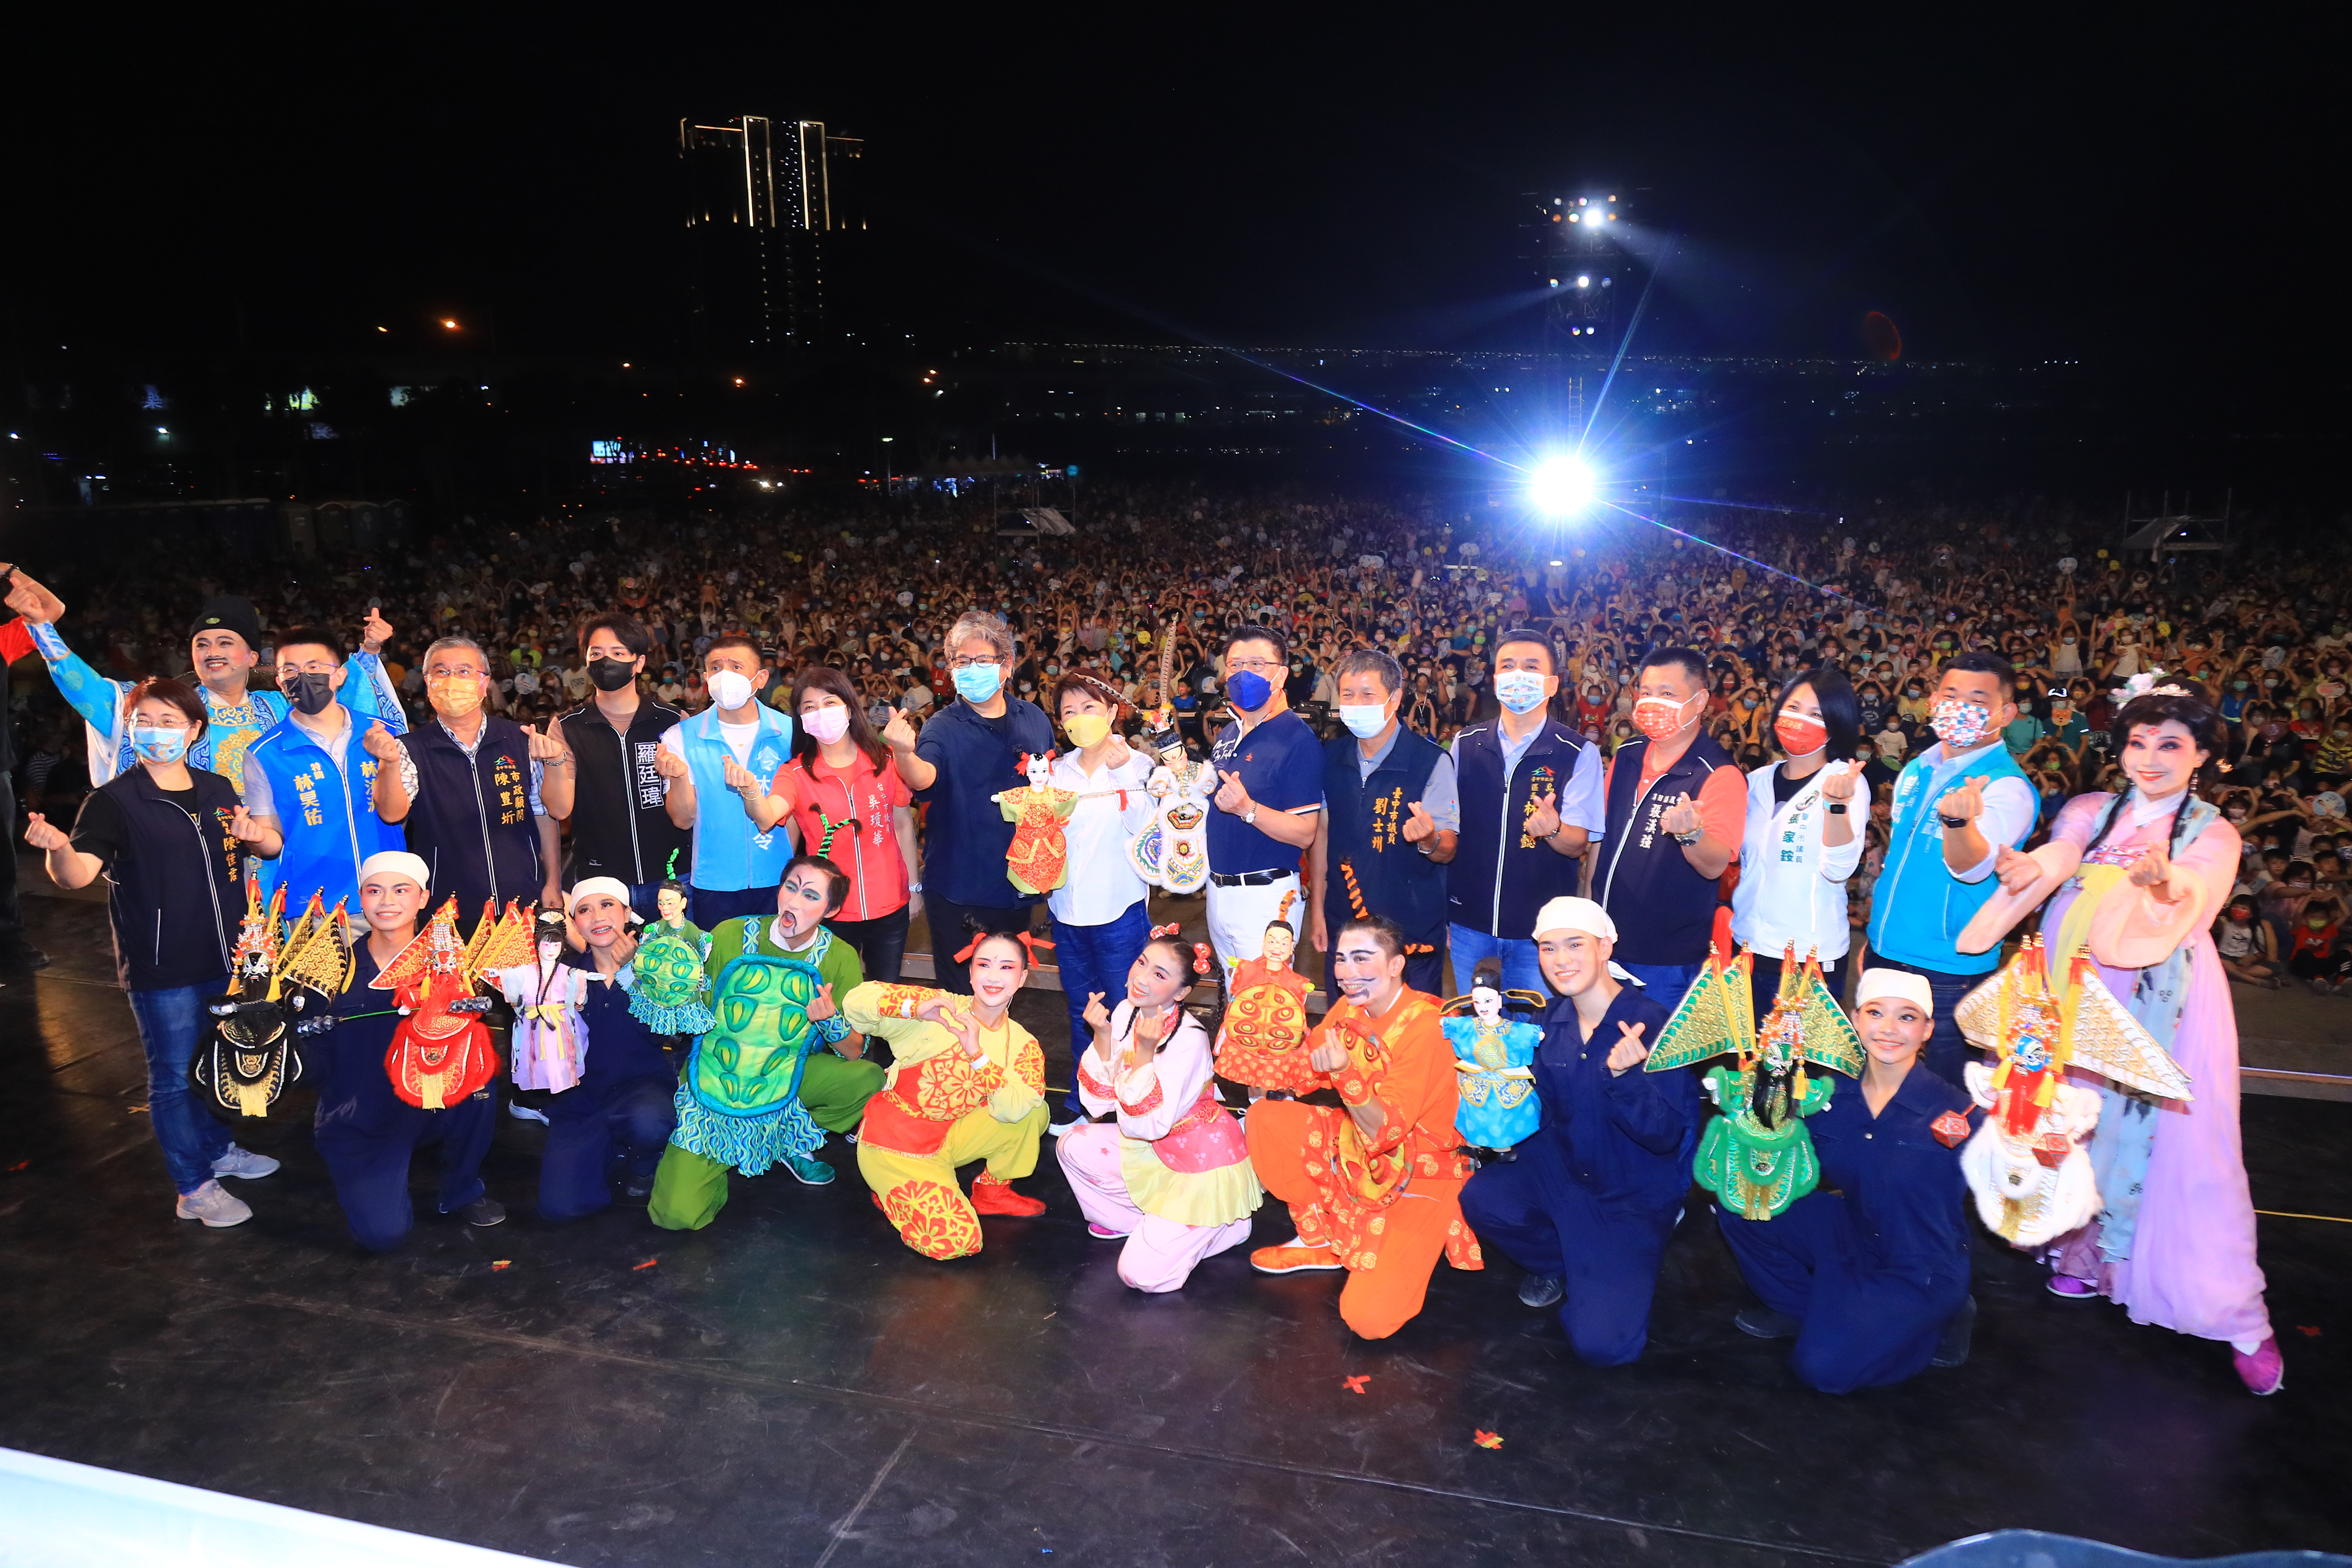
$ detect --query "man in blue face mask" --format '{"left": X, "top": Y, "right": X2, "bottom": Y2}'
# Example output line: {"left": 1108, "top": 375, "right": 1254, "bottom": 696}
{"left": 882, "top": 609, "right": 1054, "bottom": 994}
{"left": 1309, "top": 649, "right": 1458, "bottom": 995}
{"left": 1203, "top": 625, "right": 1325, "bottom": 981}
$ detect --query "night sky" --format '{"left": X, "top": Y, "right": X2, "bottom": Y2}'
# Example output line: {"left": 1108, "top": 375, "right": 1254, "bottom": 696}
{"left": 9, "top": 11, "right": 2334, "bottom": 392}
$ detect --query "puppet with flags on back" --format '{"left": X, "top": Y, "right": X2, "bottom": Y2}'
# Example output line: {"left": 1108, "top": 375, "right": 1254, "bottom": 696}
{"left": 372, "top": 898, "right": 534, "bottom": 1109}
{"left": 193, "top": 879, "right": 352, "bottom": 1120}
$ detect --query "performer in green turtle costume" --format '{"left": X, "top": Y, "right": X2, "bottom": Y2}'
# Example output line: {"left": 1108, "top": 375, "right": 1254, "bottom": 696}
{"left": 648, "top": 856, "right": 881, "bottom": 1230}
{"left": 1645, "top": 911, "right": 1863, "bottom": 1222}
{"left": 629, "top": 872, "right": 718, "bottom": 1036}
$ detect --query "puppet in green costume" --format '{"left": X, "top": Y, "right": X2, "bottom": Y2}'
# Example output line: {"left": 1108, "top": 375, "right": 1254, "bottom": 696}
{"left": 1645, "top": 912, "right": 1864, "bottom": 1221}
{"left": 630, "top": 875, "right": 717, "bottom": 1035}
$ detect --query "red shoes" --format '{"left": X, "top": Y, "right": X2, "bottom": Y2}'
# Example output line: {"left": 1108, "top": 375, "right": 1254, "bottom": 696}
{"left": 970, "top": 1173, "right": 1046, "bottom": 1217}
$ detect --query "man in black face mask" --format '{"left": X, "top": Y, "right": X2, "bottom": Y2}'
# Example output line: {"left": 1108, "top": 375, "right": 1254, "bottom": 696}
{"left": 240, "top": 628, "right": 410, "bottom": 913}
{"left": 545, "top": 614, "right": 692, "bottom": 917}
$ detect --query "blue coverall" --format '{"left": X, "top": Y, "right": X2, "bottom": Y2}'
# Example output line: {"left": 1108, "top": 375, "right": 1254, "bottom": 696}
{"left": 538, "top": 956, "right": 678, "bottom": 1222}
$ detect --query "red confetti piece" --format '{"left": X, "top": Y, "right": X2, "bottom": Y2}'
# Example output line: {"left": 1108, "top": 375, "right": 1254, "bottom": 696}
{"left": 5, "top": 1160, "right": 29, "bottom": 1173}
{"left": 1473, "top": 1430, "right": 1504, "bottom": 1449}
{"left": 2297, "top": 1325, "right": 2322, "bottom": 1337}
{"left": 489, "top": 1261, "right": 511, "bottom": 1271}
{"left": 1343, "top": 1375, "right": 1369, "bottom": 1393}
{"left": 632, "top": 1259, "right": 658, "bottom": 1271}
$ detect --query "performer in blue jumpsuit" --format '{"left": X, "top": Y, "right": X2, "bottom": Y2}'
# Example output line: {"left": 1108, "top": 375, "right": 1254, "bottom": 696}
{"left": 1460, "top": 897, "right": 1700, "bottom": 1367}
{"left": 541, "top": 879, "right": 679, "bottom": 1222}
{"left": 1717, "top": 966, "right": 1979, "bottom": 1392}
{"left": 314, "top": 851, "right": 504, "bottom": 1250}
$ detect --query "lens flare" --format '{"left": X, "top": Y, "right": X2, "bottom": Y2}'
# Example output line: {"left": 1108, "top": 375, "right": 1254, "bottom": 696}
{"left": 1529, "top": 456, "right": 1598, "bottom": 514}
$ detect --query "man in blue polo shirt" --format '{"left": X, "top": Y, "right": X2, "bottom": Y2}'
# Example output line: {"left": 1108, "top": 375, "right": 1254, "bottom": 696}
{"left": 1203, "top": 624, "right": 1323, "bottom": 981}
{"left": 883, "top": 609, "right": 1054, "bottom": 995}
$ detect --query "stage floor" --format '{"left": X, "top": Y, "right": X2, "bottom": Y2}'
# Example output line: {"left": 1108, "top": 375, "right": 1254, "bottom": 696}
{"left": 2, "top": 894, "right": 2346, "bottom": 1568}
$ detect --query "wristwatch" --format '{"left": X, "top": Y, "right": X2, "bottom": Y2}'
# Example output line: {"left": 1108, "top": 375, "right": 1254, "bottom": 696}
{"left": 1826, "top": 802, "right": 1847, "bottom": 815}
{"left": 1937, "top": 812, "right": 1970, "bottom": 829}
{"left": 1244, "top": 805, "right": 1259, "bottom": 827}
{"left": 1672, "top": 826, "right": 1703, "bottom": 846}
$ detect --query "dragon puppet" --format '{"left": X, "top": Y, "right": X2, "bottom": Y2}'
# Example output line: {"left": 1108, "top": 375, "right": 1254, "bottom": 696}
{"left": 1645, "top": 910, "right": 1865, "bottom": 1220}
{"left": 193, "top": 880, "right": 353, "bottom": 1119}
{"left": 370, "top": 898, "right": 535, "bottom": 1110}
{"left": 1951, "top": 935, "right": 2191, "bottom": 1247}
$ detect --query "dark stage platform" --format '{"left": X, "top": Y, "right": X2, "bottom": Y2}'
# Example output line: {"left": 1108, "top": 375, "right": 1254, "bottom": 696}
{"left": 3, "top": 892, "right": 2347, "bottom": 1567}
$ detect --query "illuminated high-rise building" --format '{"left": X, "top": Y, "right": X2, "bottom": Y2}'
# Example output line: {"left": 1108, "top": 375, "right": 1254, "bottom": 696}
{"left": 680, "top": 116, "right": 858, "bottom": 353}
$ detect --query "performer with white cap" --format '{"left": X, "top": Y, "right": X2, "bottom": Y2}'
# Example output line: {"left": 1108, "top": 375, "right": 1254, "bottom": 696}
{"left": 311, "top": 850, "right": 507, "bottom": 1249}
{"left": 1457, "top": 895, "right": 1702, "bottom": 1366}
{"left": 538, "top": 878, "right": 680, "bottom": 1222}
{"left": 1716, "top": 966, "right": 1980, "bottom": 1392}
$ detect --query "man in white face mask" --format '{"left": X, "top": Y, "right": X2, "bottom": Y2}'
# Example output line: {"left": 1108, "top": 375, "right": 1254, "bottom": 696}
{"left": 1308, "top": 648, "right": 1458, "bottom": 995}
{"left": 653, "top": 634, "right": 801, "bottom": 927}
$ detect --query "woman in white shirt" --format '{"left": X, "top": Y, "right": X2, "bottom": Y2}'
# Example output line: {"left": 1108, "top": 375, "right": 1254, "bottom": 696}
{"left": 1044, "top": 673, "right": 1159, "bottom": 1132}
{"left": 1731, "top": 666, "right": 1868, "bottom": 1016}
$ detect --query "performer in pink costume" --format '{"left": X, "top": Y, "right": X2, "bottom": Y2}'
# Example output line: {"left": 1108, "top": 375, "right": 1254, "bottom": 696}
{"left": 1059, "top": 932, "right": 1262, "bottom": 1292}
{"left": 1960, "top": 679, "right": 2278, "bottom": 1394}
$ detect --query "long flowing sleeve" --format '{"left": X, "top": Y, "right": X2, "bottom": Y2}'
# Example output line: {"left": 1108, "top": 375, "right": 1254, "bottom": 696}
{"left": 1319, "top": 1004, "right": 1439, "bottom": 1162}
{"left": 2092, "top": 818, "right": 2241, "bottom": 970}
{"left": 986, "top": 1025, "right": 1046, "bottom": 1123}
{"left": 841, "top": 981, "right": 961, "bottom": 1069}
{"left": 340, "top": 649, "right": 409, "bottom": 735}
{"left": 26, "top": 620, "right": 132, "bottom": 784}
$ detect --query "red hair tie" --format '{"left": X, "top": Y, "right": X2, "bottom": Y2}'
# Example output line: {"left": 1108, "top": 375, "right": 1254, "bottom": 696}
{"left": 1191, "top": 942, "right": 1213, "bottom": 975}
{"left": 952, "top": 928, "right": 1057, "bottom": 965}
{"left": 1149, "top": 922, "right": 1182, "bottom": 940}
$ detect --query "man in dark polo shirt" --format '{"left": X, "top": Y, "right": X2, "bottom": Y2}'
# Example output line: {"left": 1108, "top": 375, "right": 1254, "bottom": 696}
{"left": 882, "top": 609, "right": 1054, "bottom": 995}
{"left": 1203, "top": 624, "right": 1323, "bottom": 982}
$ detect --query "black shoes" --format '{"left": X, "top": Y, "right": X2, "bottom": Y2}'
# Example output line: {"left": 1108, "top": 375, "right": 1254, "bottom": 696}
{"left": 1930, "top": 1295, "right": 1977, "bottom": 1369}
{"left": 1517, "top": 1274, "right": 1565, "bottom": 1309}
{"left": 456, "top": 1197, "right": 506, "bottom": 1227}
{"left": 1736, "top": 1303, "right": 1802, "bottom": 1339}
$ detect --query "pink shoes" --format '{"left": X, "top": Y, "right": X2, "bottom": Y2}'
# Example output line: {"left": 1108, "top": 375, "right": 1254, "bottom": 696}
{"left": 2233, "top": 1336, "right": 2285, "bottom": 1396}
{"left": 2046, "top": 1274, "right": 2099, "bottom": 1299}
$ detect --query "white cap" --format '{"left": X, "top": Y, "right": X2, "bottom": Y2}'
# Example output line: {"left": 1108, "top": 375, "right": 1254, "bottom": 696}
{"left": 357, "top": 851, "right": 432, "bottom": 892}
{"left": 1531, "top": 896, "right": 1617, "bottom": 943}
{"left": 1855, "top": 967, "right": 1934, "bottom": 1016}
{"left": 567, "top": 876, "right": 634, "bottom": 914}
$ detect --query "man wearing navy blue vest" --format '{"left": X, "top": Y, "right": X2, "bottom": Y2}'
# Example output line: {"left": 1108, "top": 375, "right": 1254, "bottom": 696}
{"left": 882, "top": 609, "right": 1055, "bottom": 995}
{"left": 240, "top": 628, "right": 407, "bottom": 916}
{"left": 649, "top": 634, "right": 799, "bottom": 929}
{"left": 368, "top": 635, "right": 567, "bottom": 934}
{"left": 1446, "top": 628, "right": 1603, "bottom": 997}
{"left": 1592, "top": 648, "right": 1745, "bottom": 1001}
{"left": 1310, "top": 648, "right": 1458, "bottom": 995}
{"left": 1863, "top": 651, "right": 2036, "bottom": 1087}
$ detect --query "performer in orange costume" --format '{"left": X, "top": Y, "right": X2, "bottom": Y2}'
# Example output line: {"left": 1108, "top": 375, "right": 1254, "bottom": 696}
{"left": 1212, "top": 893, "right": 1318, "bottom": 1095}
{"left": 1246, "top": 913, "right": 1482, "bottom": 1338}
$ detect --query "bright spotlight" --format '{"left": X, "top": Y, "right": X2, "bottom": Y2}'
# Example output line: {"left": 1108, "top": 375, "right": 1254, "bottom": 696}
{"left": 1528, "top": 456, "right": 1598, "bottom": 515}
{"left": 1577, "top": 275, "right": 1590, "bottom": 288}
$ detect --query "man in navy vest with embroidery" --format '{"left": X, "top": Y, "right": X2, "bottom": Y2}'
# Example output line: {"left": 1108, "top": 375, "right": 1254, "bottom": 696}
{"left": 1310, "top": 648, "right": 1457, "bottom": 995}
{"left": 1446, "top": 628, "right": 1603, "bottom": 997}
{"left": 1862, "top": 651, "right": 2037, "bottom": 1086}
{"left": 240, "top": 628, "right": 407, "bottom": 916}
{"left": 368, "top": 635, "right": 567, "bottom": 934}
{"left": 1591, "top": 648, "right": 1745, "bottom": 1000}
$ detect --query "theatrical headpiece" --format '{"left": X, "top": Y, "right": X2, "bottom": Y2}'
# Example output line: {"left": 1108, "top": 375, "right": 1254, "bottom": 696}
{"left": 188, "top": 594, "right": 263, "bottom": 650}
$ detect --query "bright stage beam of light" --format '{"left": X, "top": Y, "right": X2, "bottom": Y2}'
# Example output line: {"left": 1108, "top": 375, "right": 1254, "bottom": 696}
{"left": 1528, "top": 456, "right": 1598, "bottom": 514}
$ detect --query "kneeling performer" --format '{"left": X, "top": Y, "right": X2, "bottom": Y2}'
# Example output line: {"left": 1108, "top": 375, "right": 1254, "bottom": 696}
{"left": 1459, "top": 897, "right": 1700, "bottom": 1366}
{"left": 1059, "top": 931, "right": 1262, "bottom": 1291}
{"left": 1717, "top": 967, "right": 1978, "bottom": 1392}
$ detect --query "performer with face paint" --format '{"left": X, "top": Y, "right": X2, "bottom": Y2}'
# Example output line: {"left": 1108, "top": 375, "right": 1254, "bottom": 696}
{"left": 1730, "top": 667, "right": 1868, "bottom": 1018}
{"left": 1716, "top": 968, "right": 1981, "bottom": 1393}
{"left": 1592, "top": 648, "right": 1746, "bottom": 1002}
{"left": 1862, "top": 652, "right": 2037, "bottom": 1086}
{"left": 238, "top": 627, "right": 408, "bottom": 916}
{"left": 310, "top": 852, "right": 518, "bottom": 1249}
{"left": 25, "top": 677, "right": 279, "bottom": 1228}
{"left": 369, "top": 635, "right": 568, "bottom": 931}
{"left": 647, "top": 854, "right": 878, "bottom": 1228}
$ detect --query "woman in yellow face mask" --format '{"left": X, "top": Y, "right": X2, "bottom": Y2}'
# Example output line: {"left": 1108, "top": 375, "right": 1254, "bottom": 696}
{"left": 1041, "top": 672, "right": 1163, "bottom": 1135}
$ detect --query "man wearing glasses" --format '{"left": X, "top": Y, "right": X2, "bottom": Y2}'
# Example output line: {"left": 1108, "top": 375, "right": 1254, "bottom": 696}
{"left": 1204, "top": 624, "right": 1323, "bottom": 980}
{"left": 239, "top": 628, "right": 411, "bottom": 915}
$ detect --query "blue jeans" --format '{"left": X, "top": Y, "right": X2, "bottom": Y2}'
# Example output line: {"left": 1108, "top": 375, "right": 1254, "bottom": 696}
{"left": 127, "top": 979, "right": 234, "bottom": 1195}
{"left": 1859, "top": 956, "right": 1981, "bottom": 1090}
{"left": 1050, "top": 900, "right": 1152, "bottom": 1123}
{"left": 692, "top": 883, "right": 779, "bottom": 928}
{"left": 1447, "top": 925, "right": 1547, "bottom": 998}
{"left": 1616, "top": 962, "right": 1703, "bottom": 1011}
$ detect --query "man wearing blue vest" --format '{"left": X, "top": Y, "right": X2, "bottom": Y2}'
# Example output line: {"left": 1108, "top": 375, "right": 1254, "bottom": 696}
{"left": 1863, "top": 650, "right": 2036, "bottom": 1087}
{"left": 651, "top": 633, "right": 799, "bottom": 929}
{"left": 1446, "top": 628, "right": 1603, "bottom": 997}
{"left": 1310, "top": 648, "right": 1458, "bottom": 995}
{"left": 240, "top": 628, "right": 407, "bottom": 916}
{"left": 1592, "top": 648, "right": 1746, "bottom": 1001}
{"left": 367, "top": 635, "right": 567, "bottom": 934}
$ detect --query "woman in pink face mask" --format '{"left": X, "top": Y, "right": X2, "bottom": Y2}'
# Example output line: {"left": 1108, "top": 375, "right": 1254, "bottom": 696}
{"left": 781, "top": 665, "right": 918, "bottom": 982}
{"left": 1730, "top": 668, "right": 1869, "bottom": 1017}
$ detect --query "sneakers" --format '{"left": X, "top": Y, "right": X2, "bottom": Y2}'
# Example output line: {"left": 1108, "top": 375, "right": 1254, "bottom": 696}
{"left": 1046, "top": 1119, "right": 1084, "bottom": 1139}
{"left": 2233, "top": 1336, "right": 2285, "bottom": 1396}
{"left": 506, "top": 1101, "right": 549, "bottom": 1125}
{"left": 1930, "top": 1295, "right": 1977, "bottom": 1369}
{"left": 211, "top": 1145, "right": 280, "bottom": 1180}
{"left": 783, "top": 1152, "right": 837, "bottom": 1186}
{"left": 624, "top": 1176, "right": 653, "bottom": 1199}
{"left": 456, "top": 1197, "right": 506, "bottom": 1227}
{"left": 175, "top": 1179, "right": 253, "bottom": 1227}
{"left": 970, "top": 1173, "right": 1045, "bottom": 1216}
{"left": 1517, "top": 1273, "right": 1565, "bottom": 1309}
{"left": 1736, "top": 1303, "right": 1802, "bottom": 1339}
{"left": 1250, "top": 1243, "right": 1343, "bottom": 1274}
{"left": 2046, "top": 1273, "right": 2099, "bottom": 1299}
{"left": 1087, "top": 1222, "right": 1130, "bottom": 1240}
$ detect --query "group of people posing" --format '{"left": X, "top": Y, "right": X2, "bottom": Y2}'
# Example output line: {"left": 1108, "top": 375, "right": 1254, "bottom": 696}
{"left": 3, "top": 567, "right": 2281, "bottom": 1398}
